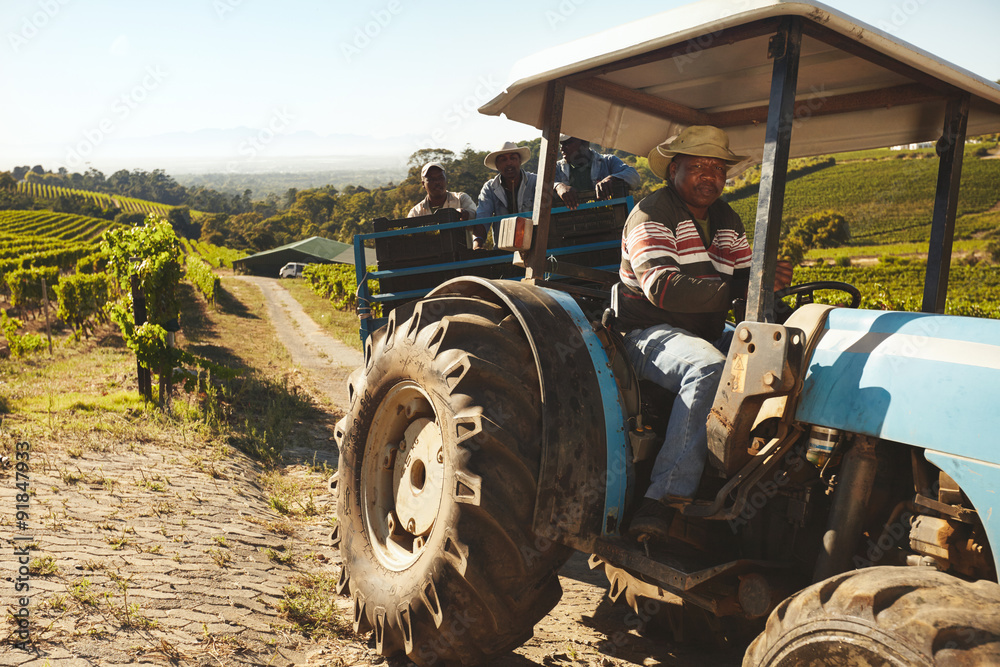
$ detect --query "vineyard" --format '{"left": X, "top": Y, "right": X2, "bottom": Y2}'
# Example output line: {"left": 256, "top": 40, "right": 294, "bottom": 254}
{"left": 0, "top": 206, "right": 246, "bottom": 358}
{"left": 0, "top": 210, "right": 118, "bottom": 279}
{"left": 726, "top": 147, "right": 1000, "bottom": 245}
{"left": 178, "top": 237, "right": 247, "bottom": 269}
{"left": 0, "top": 209, "right": 119, "bottom": 243}
{"left": 16, "top": 181, "right": 189, "bottom": 218}
{"left": 303, "top": 263, "right": 380, "bottom": 316}
{"left": 789, "top": 262, "right": 1000, "bottom": 319}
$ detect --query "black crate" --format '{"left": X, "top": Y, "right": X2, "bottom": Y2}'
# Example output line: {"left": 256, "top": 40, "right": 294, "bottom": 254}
{"left": 373, "top": 209, "right": 467, "bottom": 266}
{"left": 549, "top": 200, "right": 628, "bottom": 249}
{"left": 374, "top": 209, "right": 471, "bottom": 313}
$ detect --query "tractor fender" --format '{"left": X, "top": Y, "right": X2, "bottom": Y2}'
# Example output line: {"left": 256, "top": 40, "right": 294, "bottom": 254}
{"left": 425, "top": 277, "right": 630, "bottom": 552}
{"left": 795, "top": 308, "right": 1000, "bottom": 461}
{"left": 794, "top": 308, "right": 1000, "bottom": 572}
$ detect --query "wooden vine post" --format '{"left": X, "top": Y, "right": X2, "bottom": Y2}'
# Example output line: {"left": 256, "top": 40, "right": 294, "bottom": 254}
{"left": 40, "top": 277, "right": 53, "bottom": 356}
{"left": 130, "top": 272, "right": 152, "bottom": 401}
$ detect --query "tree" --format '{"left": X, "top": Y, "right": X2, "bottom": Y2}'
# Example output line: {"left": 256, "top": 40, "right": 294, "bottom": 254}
{"left": 167, "top": 206, "right": 195, "bottom": 239}
{"left": 447, "top": 146, "right": 492, "bottom": 201}
{"left": 115, "top": 211, "right": 148, "bottom": 226}
{"left": 292, "top": 191, "right": 338, "bottom": 229}
{"left": 779, "top": 210, "right": 850, "bottom": 264}
{"left": 407, "top": 148, "right": 455, "bottom": 170}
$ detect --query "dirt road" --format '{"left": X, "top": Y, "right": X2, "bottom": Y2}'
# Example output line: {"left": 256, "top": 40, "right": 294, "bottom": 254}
{"left": 235, "top": 276, "right": 363, "bottom": 410}
{"left": 243, "top": 277, "right": 744, "bottom": 667}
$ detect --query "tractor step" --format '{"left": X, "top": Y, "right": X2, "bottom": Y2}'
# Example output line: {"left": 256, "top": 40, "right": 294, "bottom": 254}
{"left": 592, "top": 536, "right": 784, "bottom": 592}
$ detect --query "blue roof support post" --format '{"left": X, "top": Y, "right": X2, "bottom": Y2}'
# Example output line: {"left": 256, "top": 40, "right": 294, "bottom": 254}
{"left": 922, "top": 93, "right": 970, "bottom": 314}
{"left": 524, "top": 80, "right": 565, "bottom": 282}
{"left": 354, "top": 234, "right": 373, "bottom": 342}
{"left": 746, "top": 17, "right": 802, "bottom": 324}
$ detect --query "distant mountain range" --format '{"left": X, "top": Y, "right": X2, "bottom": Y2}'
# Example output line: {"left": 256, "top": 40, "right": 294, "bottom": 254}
{"left": 174, "top": 168, "right": 410, "bottom": 196}
{"left": 2, "top": 127, "right": 419, "bottom": 176}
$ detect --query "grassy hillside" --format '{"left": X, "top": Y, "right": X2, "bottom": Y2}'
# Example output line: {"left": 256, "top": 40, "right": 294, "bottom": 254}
{"left": 724, "top": 146, "right": 1000, "bottom": 245}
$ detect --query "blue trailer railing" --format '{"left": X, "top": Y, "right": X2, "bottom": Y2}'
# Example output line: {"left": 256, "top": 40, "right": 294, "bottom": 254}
{"left": 354, "top": 196, "right": 634, "bottom": 342}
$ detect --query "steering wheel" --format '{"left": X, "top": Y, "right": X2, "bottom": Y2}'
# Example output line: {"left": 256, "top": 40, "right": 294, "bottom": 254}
{"left": 774, "top": 280, "right": 862, "bottom": 310}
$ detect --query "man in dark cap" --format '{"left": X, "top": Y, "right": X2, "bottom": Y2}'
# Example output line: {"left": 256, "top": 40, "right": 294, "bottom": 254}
{"left": 554, "top": 135, "right": 640, "bottom": 209}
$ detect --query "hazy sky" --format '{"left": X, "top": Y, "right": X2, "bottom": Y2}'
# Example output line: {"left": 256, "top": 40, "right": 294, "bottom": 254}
{"left": 2, "top": 0, "right": 997, "bottom": 172}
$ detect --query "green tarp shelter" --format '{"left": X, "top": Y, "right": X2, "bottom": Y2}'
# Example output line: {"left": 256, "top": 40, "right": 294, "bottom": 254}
{"left": 233, "top": 236, "right": 375, "bottom": 276}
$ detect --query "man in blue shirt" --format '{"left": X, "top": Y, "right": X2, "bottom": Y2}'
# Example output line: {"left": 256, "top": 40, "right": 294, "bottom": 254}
{"left": 474, "top": 141, "right": 537, "bottom": 249}
{"left": 554, "top": 135, "right": 641, "bottom": 210}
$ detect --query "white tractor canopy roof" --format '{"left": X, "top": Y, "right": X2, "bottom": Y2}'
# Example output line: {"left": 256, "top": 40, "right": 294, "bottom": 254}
{"left": 479, "top": 0, "right": 1000, "bottom": 162}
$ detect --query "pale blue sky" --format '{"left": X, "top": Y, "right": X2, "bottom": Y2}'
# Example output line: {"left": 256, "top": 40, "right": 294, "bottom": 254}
{"left": 2, "top": 0, "right": 997, "bottom": 172}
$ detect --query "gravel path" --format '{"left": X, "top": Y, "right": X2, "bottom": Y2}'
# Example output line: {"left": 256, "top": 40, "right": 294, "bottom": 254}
{"left": 234, "top": 276, "right": 362, "bottom": 410}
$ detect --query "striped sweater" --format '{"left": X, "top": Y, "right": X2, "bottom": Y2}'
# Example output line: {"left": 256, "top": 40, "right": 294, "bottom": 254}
{"left": 618, "top": 185, "right": 751, "bottom": 341}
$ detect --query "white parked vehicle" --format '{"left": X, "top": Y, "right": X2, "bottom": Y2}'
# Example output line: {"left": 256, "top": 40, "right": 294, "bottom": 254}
{"left": 278, "top": 262, "right": 308, "bottom": 278}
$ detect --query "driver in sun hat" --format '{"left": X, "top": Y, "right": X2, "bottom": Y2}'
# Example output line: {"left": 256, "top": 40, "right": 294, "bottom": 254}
{"left": 617, "top": 125, "right": 792, "bottom": 544}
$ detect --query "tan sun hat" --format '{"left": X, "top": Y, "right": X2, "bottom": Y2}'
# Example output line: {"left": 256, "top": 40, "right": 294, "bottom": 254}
{"left": 647, "top": 125, "right": 749, "bottom": 180}
{"left": 484, "top": 141, "right": 531, "bottom": 170}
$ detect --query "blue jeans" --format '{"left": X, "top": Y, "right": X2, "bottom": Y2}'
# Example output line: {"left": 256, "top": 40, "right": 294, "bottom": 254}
{"left": 624, "top": 323, "right": 734, "bottom": 500}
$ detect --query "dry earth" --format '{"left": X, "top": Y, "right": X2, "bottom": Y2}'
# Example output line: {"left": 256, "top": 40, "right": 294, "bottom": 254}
{"left": 1, "top": 276, "right": 743, "bottom": 667}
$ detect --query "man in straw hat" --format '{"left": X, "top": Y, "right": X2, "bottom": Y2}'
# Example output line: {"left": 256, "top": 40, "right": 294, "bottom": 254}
{"left": 473, "top": 141, "right": 537, "bottom": 249}
{"left": 617, "top": 125, "right": 792, "bottom": 543}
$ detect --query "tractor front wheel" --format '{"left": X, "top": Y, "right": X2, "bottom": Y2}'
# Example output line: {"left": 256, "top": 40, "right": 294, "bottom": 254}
{"left": 335, "top": 295, "right": 570, "bottom": 666}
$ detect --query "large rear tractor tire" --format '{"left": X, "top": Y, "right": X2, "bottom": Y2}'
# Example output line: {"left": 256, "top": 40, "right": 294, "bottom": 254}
{"left": 743, "top": 566, "right": 1000, "bottom": 666}
{"left": 334, "top": 295, "right": 571, "bottom": 666}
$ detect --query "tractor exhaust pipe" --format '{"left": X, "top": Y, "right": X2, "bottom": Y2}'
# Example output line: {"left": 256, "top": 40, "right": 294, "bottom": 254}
{"left": 812, "top": 435, "right": 878, "bottom": 582}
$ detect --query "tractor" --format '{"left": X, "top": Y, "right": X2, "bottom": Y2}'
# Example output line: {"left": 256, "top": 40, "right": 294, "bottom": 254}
{"left": 332, "top": 1, "right": 1000, "bottom": 664}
